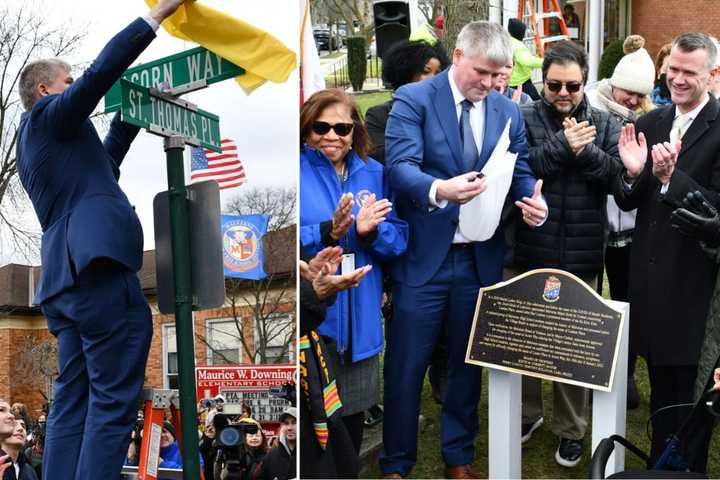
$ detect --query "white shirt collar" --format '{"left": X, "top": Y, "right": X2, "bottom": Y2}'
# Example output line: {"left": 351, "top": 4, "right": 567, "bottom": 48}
{"left": 675, "top": 93, "right": 711, "bottom": 120}
{"left": 448, "top": 66, "right": 484, "bottom": 109}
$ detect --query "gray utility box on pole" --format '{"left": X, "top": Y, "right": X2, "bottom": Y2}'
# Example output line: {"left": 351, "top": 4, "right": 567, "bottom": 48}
{"left": 154, "top": 179, "right": 225, "bottom": 314}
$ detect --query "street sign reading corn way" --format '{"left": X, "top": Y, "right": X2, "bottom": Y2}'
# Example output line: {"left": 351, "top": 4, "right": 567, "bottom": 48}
{"left": 119, "top": 79, "right": 221, "bottom": 152}
{"left": 105, "top": 46, "right": 245, "bottom": 112}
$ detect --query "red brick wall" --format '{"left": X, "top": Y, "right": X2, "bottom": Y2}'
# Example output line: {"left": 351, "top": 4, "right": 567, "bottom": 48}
{"left": 1, "top": 324, "right": 55, "bottom": 416}
{"left": 1, "top": 297, "right": 296, "bottom": 416}
{"left": 143, "top": 300, "right": 296, "bottom": 391}
{"left": 0, "top": 329, "right": 10, "bottom": 403}
{"left": 633, "top": 0, "right": 720, "bottom": 59}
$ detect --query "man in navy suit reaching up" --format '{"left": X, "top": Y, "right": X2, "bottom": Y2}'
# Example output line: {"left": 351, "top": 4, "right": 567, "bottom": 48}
{"left": 380, "top": 20, "right": 547, "bottom": 479}
{"left": 15, "top": 1, "right": 184, "bottom": 478}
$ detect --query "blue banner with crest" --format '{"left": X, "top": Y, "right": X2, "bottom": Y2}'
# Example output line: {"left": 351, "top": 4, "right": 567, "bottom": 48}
{"left": 221, "top": 214, "right": 269, "bottom": 279}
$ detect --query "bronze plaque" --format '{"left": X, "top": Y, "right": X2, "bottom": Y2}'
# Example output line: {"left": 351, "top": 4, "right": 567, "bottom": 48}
{"left": 465, "top": 269, "right": 624, "bottom": 391}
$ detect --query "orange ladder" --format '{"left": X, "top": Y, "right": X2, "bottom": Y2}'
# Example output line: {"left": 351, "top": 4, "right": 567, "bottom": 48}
{"left": 518, "top": 0, "right": 570, "bottom": 56}
{"left": 136, "top": 389, "right": 203, "bottom": 480}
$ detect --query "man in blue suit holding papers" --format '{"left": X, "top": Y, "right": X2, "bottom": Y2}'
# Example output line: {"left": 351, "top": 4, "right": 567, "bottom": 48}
{"left": 380, "top": 21, "right": 547, "bottom": 479}
{"left": 15, "top": 1, "right": 184, "bottom": 478}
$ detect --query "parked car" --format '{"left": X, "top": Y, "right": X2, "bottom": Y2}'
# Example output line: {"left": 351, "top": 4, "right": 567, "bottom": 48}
{"left": 314, "top": 28, "right": 343, "bottom": 51}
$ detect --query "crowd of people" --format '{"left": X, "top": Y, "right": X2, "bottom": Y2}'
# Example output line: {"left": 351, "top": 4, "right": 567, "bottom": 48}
{"left": 299, "top": 17, "right": 720, "bottom": 480}
{"left": 0, "top": 401, "right": 47, "bottom": 480}
{"left": 0, "top": 395, "right": 297, "bottom": 480}
{"left": 121, "top": 396, "right": 296, "bottom": 480}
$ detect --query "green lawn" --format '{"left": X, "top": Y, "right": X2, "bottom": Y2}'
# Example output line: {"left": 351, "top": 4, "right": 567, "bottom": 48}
{"left": 354, "top": 91, "right": 392, "bottom": 117}
{"left": 348, "top": 96, "right": 720, "bottom": 478}
{"left": 321, "top": 49, "right": 346, "bottom": 60}
{"left": 359, "top": 274, "right": 720, "bottom": 478}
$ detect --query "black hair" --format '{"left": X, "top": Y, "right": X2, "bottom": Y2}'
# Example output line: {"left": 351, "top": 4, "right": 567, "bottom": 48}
{"left": 381, "top": 40, "right": 450, "bottom": 90}
{"left": 542, "top": 40, "right": 589, "bottom": 83}
{"left": 507, "top": 18, "right": 526, "bottom": 42}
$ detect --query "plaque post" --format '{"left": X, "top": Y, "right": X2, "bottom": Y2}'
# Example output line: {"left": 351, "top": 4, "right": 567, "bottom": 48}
{"left": 591, "top": 300, "right": 629, "bottom": 477}
{"left": 488, "top": 370, "right": 522, "bottom": 479}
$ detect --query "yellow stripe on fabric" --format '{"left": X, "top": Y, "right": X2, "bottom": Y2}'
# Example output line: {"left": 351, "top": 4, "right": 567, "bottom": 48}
{"left": 313, "top": 422, "right": 329, "bottom": 449}
{"left": 323, "top": 381, "right": 342, "bottom": 417}
{"left": 145, "top": 0, "right": 296, "bottom": 94}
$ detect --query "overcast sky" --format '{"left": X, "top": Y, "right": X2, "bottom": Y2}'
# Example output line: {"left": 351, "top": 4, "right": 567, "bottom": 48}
{"left": 6, "top": 0, "right": 298, "bottom": 262}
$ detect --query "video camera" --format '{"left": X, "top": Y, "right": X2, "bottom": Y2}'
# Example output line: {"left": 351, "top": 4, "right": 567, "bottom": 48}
{"left": 212, "top": 413, "right": 261, "bottom": 480}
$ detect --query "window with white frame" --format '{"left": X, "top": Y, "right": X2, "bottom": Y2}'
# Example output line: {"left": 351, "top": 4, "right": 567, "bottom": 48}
{"left": 162, "top": 324, "right": 179, "bottom": 389}
{"left": 259, "top": 313, "right": 294, "bottom": 364}
{"left": 206, "top": 319, "right": 243, "bottom": 365}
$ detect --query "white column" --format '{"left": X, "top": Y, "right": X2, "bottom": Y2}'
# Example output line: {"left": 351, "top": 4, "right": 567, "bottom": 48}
{"left": 488, "top": 370, "right": 522, "bottom": 479}
{"left": 490, "top": 0, "right": 503, "bottom": 24}
{"left": 591, "top": 300, "right": 630, "bottom": 477}
{"left": 587, "top": 0, "right": 605, "bottom": 82}
{"left": 503, "top": 0, "right": 520, "bottom": 26}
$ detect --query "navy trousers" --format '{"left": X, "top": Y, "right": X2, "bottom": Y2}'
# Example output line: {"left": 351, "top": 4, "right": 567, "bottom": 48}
{"left": 41, "top": 260, "right": 152, "bottom": 480}
{"left": 381, "top": 247, "right": 484, "bottom": 475}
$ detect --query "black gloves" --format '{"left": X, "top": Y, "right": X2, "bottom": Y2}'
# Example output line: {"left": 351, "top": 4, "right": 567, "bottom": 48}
{"left": 670, "top": 190, "right": 720, "bottom": 247}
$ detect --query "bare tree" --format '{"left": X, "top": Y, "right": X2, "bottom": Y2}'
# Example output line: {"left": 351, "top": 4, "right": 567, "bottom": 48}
{"left": 223, "top": 186, "right": 296, "bottom": 233}
{"left": 13, "top": 334, "right": 58, "bottom": 402}
{"left": 0, "top": 6, "right": 87, "bottom": 262}
{"left": 198, "top": 186, "right": 297, "bottom": 365}
{"left": 418, "top": 0, "right": 443, "bottom": 26}
{"left": 314, "top": 0, "right": 375, "bottom": 43}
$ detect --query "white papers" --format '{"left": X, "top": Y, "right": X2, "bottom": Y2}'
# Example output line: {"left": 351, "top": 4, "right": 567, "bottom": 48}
{"left": 459, "top": 118, "right": 518, "bottom": 241}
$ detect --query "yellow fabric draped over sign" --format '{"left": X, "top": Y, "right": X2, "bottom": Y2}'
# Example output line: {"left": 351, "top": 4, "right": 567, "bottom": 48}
{"left": 145, "top": 0, "right": 296, "bottom": 94}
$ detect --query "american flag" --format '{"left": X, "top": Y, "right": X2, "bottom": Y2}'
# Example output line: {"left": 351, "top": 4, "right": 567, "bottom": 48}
{"left": 190, "top": 138, "right": 246, "bottom": 190}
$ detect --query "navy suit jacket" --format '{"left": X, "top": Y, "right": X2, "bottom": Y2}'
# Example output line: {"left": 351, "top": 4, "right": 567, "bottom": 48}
{"left": 16, "top": 18, "right": 156, "bottom": 304}
{"left": 386, "top": 69, "right": 538, "bottom": 287}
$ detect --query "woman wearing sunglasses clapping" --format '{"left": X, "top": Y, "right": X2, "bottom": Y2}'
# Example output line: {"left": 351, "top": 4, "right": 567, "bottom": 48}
{"left": 299, "top": 89, "right": 408, "bottom": 465}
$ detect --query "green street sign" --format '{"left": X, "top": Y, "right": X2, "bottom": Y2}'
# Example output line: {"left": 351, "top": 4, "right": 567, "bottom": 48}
{"left": 105, "top": 46, "right": 245, "bottom": 112}
{"left": 119, "top": 79, "right": 221, "bottom": 152}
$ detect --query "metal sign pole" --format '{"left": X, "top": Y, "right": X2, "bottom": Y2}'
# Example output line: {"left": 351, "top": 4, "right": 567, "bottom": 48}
{"left": 164, "top": 135, "right": 201, "bottom": 480}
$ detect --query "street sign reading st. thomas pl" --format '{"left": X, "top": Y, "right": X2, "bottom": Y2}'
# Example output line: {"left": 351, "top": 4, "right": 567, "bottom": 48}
{"left": 119, "top": 78, "right": 221, "bottom": 152}
{"left": 105, "top": 46, "right": 245, "bottom": 112}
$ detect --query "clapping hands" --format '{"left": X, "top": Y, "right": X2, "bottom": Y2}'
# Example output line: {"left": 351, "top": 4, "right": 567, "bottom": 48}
{"left": 300, "top": 246, "right": 372, "bottom": 301}
{"left": 355, "top": 194, "right": 393, "bottom": 236}
{"left": 563, "top": 118, "right": 596, "bottom": 155}
{"left": 330, "top": 193, "right": 354, "bottom": 240}
{"left": 618, "top": 124, "right": 647, "bottom": 180}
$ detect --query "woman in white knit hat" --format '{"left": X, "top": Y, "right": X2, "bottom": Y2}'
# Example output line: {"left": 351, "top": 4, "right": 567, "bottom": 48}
{"left": 585, "top": 34, "right": 656, "bottom": 411}
{"left": 586, "top": 35, "right": 656, "bottom": 123}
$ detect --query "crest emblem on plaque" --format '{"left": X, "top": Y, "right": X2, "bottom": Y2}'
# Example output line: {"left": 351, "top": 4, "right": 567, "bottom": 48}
{"left": 542, "top": 276, "right": 561, "bottom": 302}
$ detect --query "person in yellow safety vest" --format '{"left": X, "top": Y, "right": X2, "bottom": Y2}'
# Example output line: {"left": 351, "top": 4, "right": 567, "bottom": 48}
{"left": 507, "top": 18, "right": 543, "bottom": 100}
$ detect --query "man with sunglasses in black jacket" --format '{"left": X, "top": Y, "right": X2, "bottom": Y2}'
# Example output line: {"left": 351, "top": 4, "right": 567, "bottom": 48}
{"left": 505, "top": 40, "right": 622, "bottom": 468}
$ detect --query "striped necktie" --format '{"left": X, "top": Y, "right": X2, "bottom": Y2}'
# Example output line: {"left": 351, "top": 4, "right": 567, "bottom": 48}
{"left": 459, "top": 99, "right": 479, "bottom": 171}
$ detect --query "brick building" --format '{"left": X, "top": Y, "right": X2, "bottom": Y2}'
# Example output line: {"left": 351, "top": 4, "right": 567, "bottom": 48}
{"left": 499, "top": 0, "right": 718, "bottom": 59}
{"left": 630, "top": 0, "right": 720, "bottom": 57}
{"left": 0, "top": 225, "right": 296, "bottom": 418}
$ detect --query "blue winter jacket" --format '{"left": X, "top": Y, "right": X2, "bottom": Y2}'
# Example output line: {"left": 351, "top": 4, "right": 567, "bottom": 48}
{"left": 158, "top": 441, "right": 204, "bottom": 480}
{"left": 300, "top": 145, "right": 408, "bottom": 362}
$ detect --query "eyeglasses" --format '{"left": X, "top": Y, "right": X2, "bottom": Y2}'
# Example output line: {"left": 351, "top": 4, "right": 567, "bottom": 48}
{"left": 545, "top": 80, "right": 582, "bottom": 93}
{"left": 311, "top": 121, "right": 354, "bottom": 136}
